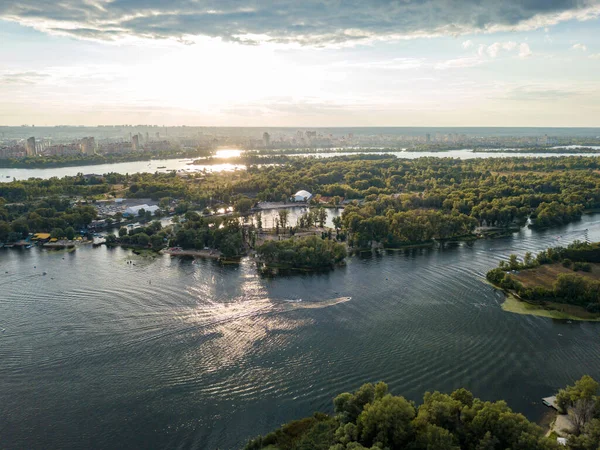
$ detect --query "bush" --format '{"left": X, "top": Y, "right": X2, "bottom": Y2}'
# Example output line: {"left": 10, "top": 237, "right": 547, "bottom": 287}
{"left": 562, "top": 258, "right": 572, "bottom": 268}
{"left": 574, "top": 262, "right": 592, "bottom": 272}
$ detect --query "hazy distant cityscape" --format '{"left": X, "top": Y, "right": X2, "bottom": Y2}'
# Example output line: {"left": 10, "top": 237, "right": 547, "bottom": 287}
{"left": 2, "top": 126, "right": 600, "bottom": 159}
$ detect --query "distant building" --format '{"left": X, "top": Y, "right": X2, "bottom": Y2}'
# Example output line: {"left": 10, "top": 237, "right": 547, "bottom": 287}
{"left": 263, "top": 132, "right": 271, "bottom": 147}
{"left": 292, "top": 190, "right": 312, "bottom": 202}
{"left": 132, "top": 134, "right": 140, "bottom": 151}
{"left": 80, "top": 137, "right": 96, "bottom": 154}
{"left": 26, "top": 137, "right": 36, "bottom": 156}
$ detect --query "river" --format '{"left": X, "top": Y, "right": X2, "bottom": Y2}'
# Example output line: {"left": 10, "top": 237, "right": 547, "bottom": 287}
{"left": 2, "top": 149, "right": 600, "bottom": 182}
{"left": 1, "top": 214, "right": 600, "bottom": 449}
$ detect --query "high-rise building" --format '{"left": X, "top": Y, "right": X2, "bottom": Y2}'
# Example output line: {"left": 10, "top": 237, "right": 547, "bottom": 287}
{"left": 80, "top": 137, "right": 96, "bottom": 154}
{"left": 263, "top": 132, "right": 271, "bottom": 147}
{"left": 132, "top": 134, "right": 140, "bottom": 151}
{"left": 26, "top": 137, "right": 36, "bottom": 156}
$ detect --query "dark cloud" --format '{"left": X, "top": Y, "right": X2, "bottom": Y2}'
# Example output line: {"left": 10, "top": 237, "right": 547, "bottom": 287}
{"left": 1, "top": 0, "right": 598, "bottom": 44}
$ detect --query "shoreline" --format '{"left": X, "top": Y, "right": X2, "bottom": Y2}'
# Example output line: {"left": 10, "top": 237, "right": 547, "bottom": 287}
{"left": 161, "top": 248, "right": 222, "bottom": 259}
{"left": 485, "top": 279, "right": 600, "bottom": 322}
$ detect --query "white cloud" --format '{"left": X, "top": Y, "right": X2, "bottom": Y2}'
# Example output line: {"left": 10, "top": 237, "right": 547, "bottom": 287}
{"left": 334, "top": 58, "right": 424, "bottom": 70}
{"left": 475, "top": 41, "right": 531, "bottom": 59}
{"left": 572, "top": 43, "right": 588, "bottom": 51}
{"left": 518, "top": 43, "right": 533, "bottom": 58}
{"left": 434, "top": 57, "right": 485, "bottom": 70}
{"left": 462, "top": 40, "right": 474, "bottom": 49}
{"left": 486, "top": 41, "right": 517, "bottom": 57}
{"left": 590, "top": 53, "right": 600, "bottom": 59}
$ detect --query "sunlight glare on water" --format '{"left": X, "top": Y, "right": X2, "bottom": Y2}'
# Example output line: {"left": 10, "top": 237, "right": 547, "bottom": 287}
{"left": 215, "top": 148, "right": 243, "bottom": 158}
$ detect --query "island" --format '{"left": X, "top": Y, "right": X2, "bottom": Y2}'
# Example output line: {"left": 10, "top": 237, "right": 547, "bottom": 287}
{"left": 244, "top": 376, "right": 600, "bottom": 450}
{"left": 487, "top": 241, "right": 600, "bottom": 320}
{"left": 4, "top": 155, "right": 600, "bottom": 275}
{"left": 256, "top": 235, "right": 347, "bottom": 273}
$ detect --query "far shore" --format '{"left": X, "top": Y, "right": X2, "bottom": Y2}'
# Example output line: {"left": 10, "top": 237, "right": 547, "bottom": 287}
{"left": 161, "top": 248, "right": 222, "bottom": 259}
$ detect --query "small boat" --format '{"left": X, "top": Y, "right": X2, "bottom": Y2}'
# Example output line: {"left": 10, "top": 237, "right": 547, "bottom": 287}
{"left": 157, "top": 166, "right": 166, "bottom": 169}
{"left": 42, "top": 272, "right": 47, "bottom": 276}
{"left": 25, "top": 244, "right": 33, "bottom": 249}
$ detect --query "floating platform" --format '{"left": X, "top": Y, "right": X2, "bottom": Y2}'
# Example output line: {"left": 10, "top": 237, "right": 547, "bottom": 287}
{"left": 542, "top": 395, "right": 559, "bottom": 410}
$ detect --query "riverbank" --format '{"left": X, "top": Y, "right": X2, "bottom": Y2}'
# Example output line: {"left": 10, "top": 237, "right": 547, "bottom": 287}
{"left": 161, "top": 248, "right": 222, "bottom": 259}
{"left": 485, "top": 278, "right": 600, "bottom": 322}
{"left": 500, "top": 292, "right": 600, "bottom": 321}
{"left": 0, "top": 150, "right": 209, "bottom": 169}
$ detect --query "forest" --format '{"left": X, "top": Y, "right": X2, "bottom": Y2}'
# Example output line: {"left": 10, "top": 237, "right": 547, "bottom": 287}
{"left": 3, "top": 155, "right": 600, "bottom": 249}
{"left": 487, "top": 241, "right": 600, "bottom": 313}
{"left": 256, "top": 235, "right": 347, "bottom": 270}
{"left": 244, "top": 376, "right": 600, "bottom": 450}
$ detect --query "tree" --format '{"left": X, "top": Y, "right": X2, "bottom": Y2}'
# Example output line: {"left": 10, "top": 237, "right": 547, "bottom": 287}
{"left": 332, "top": 216, "right": 342, "bottom": 232}
{"left": 235, "top": 198, "right": 254, "bottom": 214}
{"left": 570, "top": 398, "right": 597, "bottom": 435}
{"left": 356, "top": 394, "right": 415, "bottom": 448}
{"left": 317, "top": 208, "right": 328, "bottom": 228}
{"left": 334, "top": 383, "right": 377, "bottom": 425}
{"left": 150, "top": 234, "right": 164, "bottom": 249}
{"left": 278, "top": 209, "right": 289, "bottom": 229}
{"left": 566, "top": 419, "right": 600, "bottom": 450}
{"left": 0, "top": 221, "right": 10, "bottom": 242}
{"left": 135, "top": 232, "right": 150, "bottom": 247}
{"left": 256, "top": 212, "right": 263, "bottom": 230}
{"left": 556, "top": 375, "right": 599, "bottom": 431}
{"left": 118, "top": 227, "right": 128, "bottom": 238}
{"left": 65, "top": 226, "right": 75, "bottom": 240}
{"left": 50, "top": 228, "right": 64, "bottom": 239}
{"left": 414, "top": 424, "right": 459, "bottom": 450}
{"left": 524, "top": 252, "right": 534, "bottom": 267}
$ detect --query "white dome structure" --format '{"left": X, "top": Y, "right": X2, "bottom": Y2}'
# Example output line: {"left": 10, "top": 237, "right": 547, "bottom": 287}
{"left": 292, "top": 190, "right": 312, "bottom": 202}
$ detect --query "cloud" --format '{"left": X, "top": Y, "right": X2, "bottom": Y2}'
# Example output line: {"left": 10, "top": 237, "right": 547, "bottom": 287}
{"left": 1, "top": 0, "right": 599, "bottom": 45}
{"left": 486, "top": 41, "right": 517, "bottom": 57}
{"left": 590, "top": 53, "right": 600, "bottom": 59}
{"left": 475, "top": 41, "right": 532, "bottom": 59}
{"left": 518, "top": 43, "right": 533, "bottom": 58}
{"left": 462, "top": 40, "right": 474, "bottom": 49}
{"left": 0, "top": 71, "right": 50, "bottom": 85}
{"left": 502, "top": 85, "right": 585, "bottom": 101}
{"left": 572, "top": 43, "right": 588, "bottom": 51}
{"left": 334, "top": 58, "right": 424, "bottom": 71}
{"left": 435, "top": 57, "right": 485, "bottom": 70}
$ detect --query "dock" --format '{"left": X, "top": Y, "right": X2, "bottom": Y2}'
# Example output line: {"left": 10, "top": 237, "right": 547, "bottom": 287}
{"left": 542, "top": 395, "right": 559, "bottom": 410}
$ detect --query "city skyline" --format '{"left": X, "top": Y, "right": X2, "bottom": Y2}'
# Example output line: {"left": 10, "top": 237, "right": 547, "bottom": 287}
{"left": 1, "top": 1, "right": 600, "bottom": 127}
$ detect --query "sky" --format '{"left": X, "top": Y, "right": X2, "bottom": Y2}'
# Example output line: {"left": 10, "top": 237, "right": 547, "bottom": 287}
{"left": 1, "top": 0, "right": 600, "bottom": 127}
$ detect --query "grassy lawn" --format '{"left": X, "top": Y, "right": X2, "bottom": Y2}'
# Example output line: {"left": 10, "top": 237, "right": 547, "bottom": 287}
{"left": 513, "top": 263, "right": 600, "bottom": 289}
{"left": 501, "top": 294, "right": 600, "bottom": 321}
